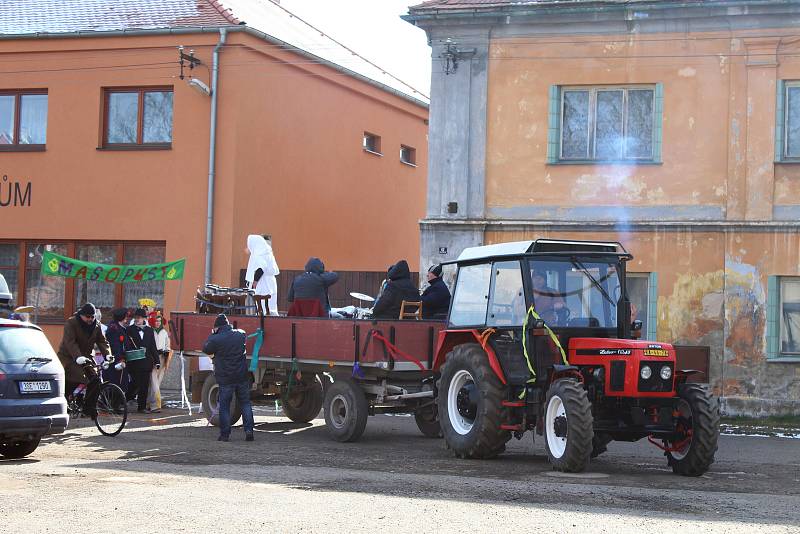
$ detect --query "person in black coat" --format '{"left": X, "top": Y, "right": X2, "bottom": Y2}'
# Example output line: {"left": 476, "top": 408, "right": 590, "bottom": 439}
{"left": 202, "top": 314, "right": 255, "bottom": 442}
{"left": 104, "top": 307, "right": 130, "bottom": 390}
{"left": 125, "top": 308, "right": 160, "bottom": 413}
{"left": 372, "top": 260, "right": 421, "bottom": 319}
{"left": 287, "top": 257, "right": 339, "bottom": 315}
{"left": 421, "top": 264, "right": 451, "bottom": 319}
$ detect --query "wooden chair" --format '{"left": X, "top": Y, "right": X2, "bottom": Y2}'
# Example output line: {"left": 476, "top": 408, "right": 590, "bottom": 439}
{"left": 399, "top": 300, "right": 423, "bottom": 320}
{"left": 253, "top": 295, "right": 271, "bottom": 317}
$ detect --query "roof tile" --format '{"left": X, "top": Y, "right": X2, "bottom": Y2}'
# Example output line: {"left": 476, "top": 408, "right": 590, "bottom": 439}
{"left": 0, "top": 0, "right": 239, "bottom": 35}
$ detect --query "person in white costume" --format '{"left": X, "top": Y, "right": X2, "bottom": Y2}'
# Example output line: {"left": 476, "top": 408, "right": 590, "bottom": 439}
{"left": 245, "top": 234, "right": 279, "bottom": 316}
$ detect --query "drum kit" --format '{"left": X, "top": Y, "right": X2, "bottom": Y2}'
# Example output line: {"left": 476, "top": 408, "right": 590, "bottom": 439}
{"left": 331, "top": 292, "right": 375, "bottom": 319}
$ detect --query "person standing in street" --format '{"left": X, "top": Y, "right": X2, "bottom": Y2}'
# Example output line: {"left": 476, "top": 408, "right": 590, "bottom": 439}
{"left": 202, "top": 314, "right": 255, "bottom": 442}
{"left": 148, "top": 313, "right": 171, "bottom": 411}
{"left": 105, "top": 308, "right": 130, "bottom": 389}
{"left": 125, "top": 308, "right": 160, "bottom": 414}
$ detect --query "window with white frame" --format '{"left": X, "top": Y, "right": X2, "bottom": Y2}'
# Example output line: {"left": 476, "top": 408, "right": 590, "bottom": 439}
{"left": 400, "top": 144, "right": 416, "bottom": 165}
{"left": 559, "top": 85, "right": 657, "bottom": 162}
{"left": 363, "top": 132, "right": 381, "bottom": 155}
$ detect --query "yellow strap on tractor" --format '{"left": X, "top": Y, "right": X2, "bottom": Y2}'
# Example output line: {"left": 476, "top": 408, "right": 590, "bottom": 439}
{"left": 520, "top": 306, "right": 569, "bottom": 399}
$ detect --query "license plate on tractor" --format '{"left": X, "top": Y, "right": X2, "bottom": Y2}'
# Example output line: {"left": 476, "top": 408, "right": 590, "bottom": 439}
{"left": 19, "top": 381, "right": 52, "bottom": 394}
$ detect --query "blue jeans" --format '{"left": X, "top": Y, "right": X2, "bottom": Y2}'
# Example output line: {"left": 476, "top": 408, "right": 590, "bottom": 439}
{"left": 218, "top": 380, "right": 255, "bottom": 437}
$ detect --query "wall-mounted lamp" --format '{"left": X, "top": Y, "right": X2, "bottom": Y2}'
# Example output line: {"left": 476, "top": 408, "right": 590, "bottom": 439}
{"left": 188, "top": 78, "right": 212, "bottom": 97}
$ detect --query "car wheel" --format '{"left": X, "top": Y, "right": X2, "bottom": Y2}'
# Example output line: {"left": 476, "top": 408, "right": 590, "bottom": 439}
{"left": 0, "top": 437, "right": 42, "bottom": 459}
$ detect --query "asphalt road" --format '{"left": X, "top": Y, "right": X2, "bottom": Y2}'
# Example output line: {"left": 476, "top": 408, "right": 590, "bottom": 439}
{"left": 2, "top": 406, "right": 799, "bottom": 533}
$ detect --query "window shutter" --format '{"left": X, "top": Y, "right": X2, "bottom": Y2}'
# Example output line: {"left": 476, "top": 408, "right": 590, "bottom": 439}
{"left": 547, "top": 85, "right": 560, "bottom": 163}
{"left": 647, "top": 272, "right": 658, "bottom": 340}
{"left": 766, "top": 275, "right": 779, "bottom": 359}
{"left": 652, "top": 83, "right": 664, "bottom": 163}
{"left": 775, "top": 80, "right": 785, "bottom": 163}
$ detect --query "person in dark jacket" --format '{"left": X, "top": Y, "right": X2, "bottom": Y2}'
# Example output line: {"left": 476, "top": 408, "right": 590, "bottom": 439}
{"left": 104, "top": 307, "right": 130, "bottom": 390}
{"left": 125, "top": 308, "right": 160, "bottom": 413}
{"left": 58, "top": 303, "right": 111, "bottom": 397}
{"left": 421, "top": 264, "right": 451, "bottom": 319}
{"left": 372, "top": 260, "right": 421, "bottom": 319}
{"left": 202, "top": 314, "right": 255, "bottom": 442}
{"left": 287, "top": 257, "right": 339, "bottom": 316}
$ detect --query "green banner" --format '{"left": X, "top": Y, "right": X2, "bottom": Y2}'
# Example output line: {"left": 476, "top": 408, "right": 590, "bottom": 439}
{"left": 41, "top": 251, "right": 185, "bottom": 283}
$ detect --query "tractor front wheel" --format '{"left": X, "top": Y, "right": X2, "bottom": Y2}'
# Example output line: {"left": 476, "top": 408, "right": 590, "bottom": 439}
{"left": 438, "top": 343, "right": 510, "bottom": 459}
{"left": 544, "top": 379, "right": 594, "bottom": 472}
{"left": 666, "top": 383, "right": 720, "bottom": 476}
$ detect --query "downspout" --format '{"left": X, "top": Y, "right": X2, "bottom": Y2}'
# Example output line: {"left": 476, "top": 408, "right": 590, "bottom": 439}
{"left": 204, "top": 28, "right": 226, "bottom": 285}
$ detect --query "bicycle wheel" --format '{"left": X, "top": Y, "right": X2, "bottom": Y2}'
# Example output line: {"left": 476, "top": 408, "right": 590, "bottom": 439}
{"left": 94, "top": 382, "right": 128, "bottom": 436}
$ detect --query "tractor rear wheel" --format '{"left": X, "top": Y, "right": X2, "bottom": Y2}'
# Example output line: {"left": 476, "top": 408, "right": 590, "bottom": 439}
{"left": 666, "top": 383, "right": 720, "bottom": 476}
{"left": 438, "top": 343, "right": 510, "bottom": 459}
{"left": 544, "top": 379, "right": 593, "bottom": 472}
{"left": 282, "top": 374, "right": 324, "bottom": 423}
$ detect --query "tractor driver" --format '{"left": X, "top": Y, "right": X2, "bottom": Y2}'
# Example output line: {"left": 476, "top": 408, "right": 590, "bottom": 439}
{"left": 531, "top": 270, "right": 567, "bottom": 325}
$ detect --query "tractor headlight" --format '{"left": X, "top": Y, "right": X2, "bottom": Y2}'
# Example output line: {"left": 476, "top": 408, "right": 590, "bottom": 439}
{"left": 640, "top": 365, "right": 652, "bottom": 380}
{"left": 660, "top": 366, "right": 672, "bottom": 380}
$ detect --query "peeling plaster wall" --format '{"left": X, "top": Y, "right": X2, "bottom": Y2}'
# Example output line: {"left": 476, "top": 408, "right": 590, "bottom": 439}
{"left": 485, "top": 228, "right": 800, "bottom": 416}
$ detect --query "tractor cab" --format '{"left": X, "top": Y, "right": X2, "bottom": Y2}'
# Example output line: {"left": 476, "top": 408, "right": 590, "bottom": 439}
{"left": 434, "top": 239, "right": 719, "bottom": 476}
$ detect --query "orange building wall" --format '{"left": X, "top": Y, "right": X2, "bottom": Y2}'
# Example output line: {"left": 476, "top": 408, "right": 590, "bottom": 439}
{"left": 0, "top": 31, "right": 428, "bottom": 342}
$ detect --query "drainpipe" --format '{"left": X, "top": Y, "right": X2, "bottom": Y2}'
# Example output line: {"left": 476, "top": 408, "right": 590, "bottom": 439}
{"left": 204, "top": 28, "right": 226, "bottom": 285}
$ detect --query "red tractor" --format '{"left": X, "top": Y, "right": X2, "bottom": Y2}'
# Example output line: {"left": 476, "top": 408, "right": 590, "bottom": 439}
{"left": 434, "top": 239, "right": 719, "bottom": 476}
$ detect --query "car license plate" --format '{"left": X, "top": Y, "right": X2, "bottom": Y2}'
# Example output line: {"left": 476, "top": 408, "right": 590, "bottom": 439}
{"left": 19, "top": 381, "right": 52, "bottom": 394}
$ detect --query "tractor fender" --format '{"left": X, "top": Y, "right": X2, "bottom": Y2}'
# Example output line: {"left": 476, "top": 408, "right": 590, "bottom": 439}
{"left": 433, "top": 329, "right": 507, "bottom": 385}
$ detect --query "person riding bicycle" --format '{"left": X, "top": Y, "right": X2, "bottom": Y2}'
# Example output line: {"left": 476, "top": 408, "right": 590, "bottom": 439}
{"left": 57, "top": 303, "right": 112, "bottom": 402}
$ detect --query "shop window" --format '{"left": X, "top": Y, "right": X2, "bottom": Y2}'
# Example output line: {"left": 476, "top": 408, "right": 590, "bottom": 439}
{"left": 776, "top": 81, "right": 800, "bottom": 162}
{"left": 547, "top": 84, "right": 663, "bottom": 164}
{"left": 1, "top": 240, "right": 165, "bottom": 323}
{"left": 74, "top": 244, "right": 119, "bottom": 318}
{"left": 0, "top": 243, "right": 20, "bottom": 305}
{"left": 627, "top": 272, "right": 658, "bottom": 340}
{"left": 400, "top": 145, "right": 416, "bottom": 166}
{"left": 103, "top": 87, "right": 173, "bottom": 148}
{"left": 363, "top": 132, "right": 381, "bottom": 155}
{"left": 122, "top": 244, "right": 166, "bottom": 309}
{"left": 0, "top": 90, "right": 48, "bottom": 150}
{"left": 449, "top": 263, "right": 491, "bottom": 327}
{"left": 768, "top": 276, "right": 800, "bottom": 359}
{"left": 25, "top": 243, "right": 68, "bottom": 321}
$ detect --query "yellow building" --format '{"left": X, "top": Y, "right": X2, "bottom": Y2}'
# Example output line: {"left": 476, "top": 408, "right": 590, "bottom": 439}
{"left": 406, "top": 0, "right": 800, "bottom": 415}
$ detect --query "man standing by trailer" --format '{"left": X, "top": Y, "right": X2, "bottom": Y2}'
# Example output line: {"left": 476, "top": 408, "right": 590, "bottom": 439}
{"left": 202, "top": 314, "right": 255, "bottom": 442}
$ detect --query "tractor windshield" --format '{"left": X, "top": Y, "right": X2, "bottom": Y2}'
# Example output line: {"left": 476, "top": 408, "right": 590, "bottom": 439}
{"left": 528, "top": 259, "right": 621, "bottom": 329}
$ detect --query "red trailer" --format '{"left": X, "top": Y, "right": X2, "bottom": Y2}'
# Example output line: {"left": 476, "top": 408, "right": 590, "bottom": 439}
{"left": 172, "top": 312, "right": 446, "bottom": 441}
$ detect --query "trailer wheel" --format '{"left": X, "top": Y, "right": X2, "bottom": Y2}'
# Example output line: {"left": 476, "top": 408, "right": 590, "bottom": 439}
{"left": 323, "top": 378, "right": 368, "bottom": 442}
{"left": 414, "top": 405, "right": 443, "bottom": 438}
{"left": 544, "top": 379, "right": 593, "bottom": 472}
{"left": 438, "top": 343, "right": 510, "bottom": 459}
{"left": 666, "top": 383, "right": 720, "bottom": 477}
{"left": 201, "top": 374, "right": 241, "bottom": 427}
{"left": 282, "top": 374, "right": 324, "bottom": 423}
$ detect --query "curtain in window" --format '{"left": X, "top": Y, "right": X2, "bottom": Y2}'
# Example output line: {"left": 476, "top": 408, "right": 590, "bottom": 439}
{"left": 108, "top": 92, "right": 139, "bottom": 143}
{"left": 0, "top": 95, "right": 14, "bottom": 144}
{"left": 122, "top": 244, "right": 166, "bottom": 308}
{"left": 19, "top": 95, "right": 47, "bottom": 144}
{"left": 25, "top": 243, "right": 68, "bottom": 319}
{"left": 74, "top": 245, "right": 117, "bottom": 318}
{"left": 562, "top": 90, "right": 590, "bottom": 159}
{"left": 143, "top": 91, "right": 173, "bottom": 143}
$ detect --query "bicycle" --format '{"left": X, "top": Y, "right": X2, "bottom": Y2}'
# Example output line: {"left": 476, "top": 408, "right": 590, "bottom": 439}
{"left": 67, "top": 356, "right": 128, "bottom": 436}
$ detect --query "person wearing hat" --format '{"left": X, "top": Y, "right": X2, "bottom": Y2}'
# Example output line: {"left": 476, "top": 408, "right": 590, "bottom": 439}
{"left": 202, "top": 314, "right": 255, "bottom": 442}
{"left": 57, "top": 303, "right": 112, "bottom": 399}
{"left": 421, "top": 264, "right": 451, "bottom": 319}
{"left": 125, "top": 308, "right": 160, "bottom": 413}
{"left": 104, "top": 308, "right": 131, "bottom": 390}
